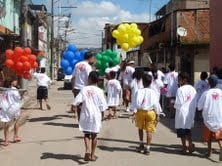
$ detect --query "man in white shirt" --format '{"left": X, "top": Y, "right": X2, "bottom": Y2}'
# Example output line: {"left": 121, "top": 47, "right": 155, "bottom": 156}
{"left": 197, "top": 75, "right": 222, "bottom": 160}
{"left": 71, "top": 52, "right": 95, "bottom": 119}
{"left": 33, "top": 68, "right": 51, "bottom": 110}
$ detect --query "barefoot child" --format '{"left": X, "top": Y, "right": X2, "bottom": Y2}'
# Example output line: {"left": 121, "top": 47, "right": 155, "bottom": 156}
{"left": 0, "top": 77, "right": 23, "bottom": 146}
{"left": 174, "top": 72, "right": 197, "bottom": 154}
{"left": 130, "top": 74, "right": 163, "bottom": 155}
{"left": 106, "top": 71, "right": 122, "bottom": 119}
{"left": 197, "top": 75, "right": 222, "bottom": 161}
{"left": 73, "top": 71, "right": 107, "bottom": 161}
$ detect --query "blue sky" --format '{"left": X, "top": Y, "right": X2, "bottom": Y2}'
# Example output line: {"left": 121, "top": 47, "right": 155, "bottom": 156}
{"left": 32, "top": 0, "right": 170, "bottom": 47}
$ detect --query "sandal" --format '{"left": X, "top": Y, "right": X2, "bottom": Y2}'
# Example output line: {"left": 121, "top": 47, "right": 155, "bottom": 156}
{"left": 188, "top": 144, "right": 195, "bottom": 154}
{"left": 91, "top": 155, "right": 98, "bottom": 161}
{"left": 13, "top": 136, "right": 21, "bottom": 143}
{"left": 4, "top": 141, "right": 10, "bottom": 147}
{"left": 84, "top": 153, "right": 91, "bottom": 161}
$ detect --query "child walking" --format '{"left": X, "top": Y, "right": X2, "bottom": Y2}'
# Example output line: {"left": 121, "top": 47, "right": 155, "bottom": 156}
{"left": 73, "top": 71, "right": 107, "bottom": 161}
{"left": 0, "top": 77, "right": 23, "bottom": 146}
{"left": 131, "top": 74, "right": 163, "bottom": 155}
{"left": 174, "top": 72, "right": 197, "bottom": 154}
{"left": 197, "top": 75, "right": 222, "bottom": 161}
{"left": 106, "top": 71, "right": 122, "bottom": 119}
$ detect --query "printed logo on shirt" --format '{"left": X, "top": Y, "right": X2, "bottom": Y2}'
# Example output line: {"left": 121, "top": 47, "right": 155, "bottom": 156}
{"left": 141, "top": 98, "right": 146, "bottom": 106}
{"left": 86, "top": 90, "right": 95, "bottom": 98}
{"left": 77, "top": 64, "right": 86, "bottom": 72}
{"left": 109, "top": 83, "right": 116, "bottom": 88}
{"left": 186, "top": 94, "right": 191, "bottom": 102}
{"left": 170, "top": 73, "right": 174, "bottom": 78}
{"left": 212, "top": 92, "right": 219, "bottom": 100}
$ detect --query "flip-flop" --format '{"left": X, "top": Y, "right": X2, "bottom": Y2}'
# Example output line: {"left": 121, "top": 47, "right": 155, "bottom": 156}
{"left": 13, "top": 137, "right": 21, "bottom": 143}
{"left": 90, "top": 155, "right": 98, "bottom": 161}
{"left": 4, "top": 141, "right": 10, "bottom": 147}
{"left": 84, "top": 153, "right": 91, "bottom": 161}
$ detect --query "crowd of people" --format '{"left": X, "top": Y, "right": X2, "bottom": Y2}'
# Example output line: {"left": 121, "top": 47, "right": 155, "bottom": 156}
{"left": 0, "top": 51, "right": 222, "bottom": 162}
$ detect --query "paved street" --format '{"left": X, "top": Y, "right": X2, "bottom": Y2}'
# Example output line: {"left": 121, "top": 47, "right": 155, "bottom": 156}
{"left": 0, "top": 81, "right": 221, "bottom": 166}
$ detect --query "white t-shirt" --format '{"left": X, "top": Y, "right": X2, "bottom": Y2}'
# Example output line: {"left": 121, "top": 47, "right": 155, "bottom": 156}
{"left": 150, "top": 79, "right": 164, "bottom": 101}
{"left": 73, "top": 85, "right": 107, "bottom": 133}
{"left": 164, "top": 71, "right": 178, "bottom": 97}
{"left": 106, "top": 79, "right": 122, "bottom": 107}
{"left": 198, "top": 88, "right": 222, "bottom": 132}
{"left": 72, "top": 61, "right": 92, "bottom": 90}
{"left": 174, "top": 85, "right": 197, "bottom": 129}
{"left": 105, "top": 65, "right": 120, "bottom": 74}
{"left": 130, "top": 88, "right": 163, "bottom": 114}
{"left": 130, "top": 78, "right": 144, "bottom": 101}
{"left": 194, "top": 80, "right": 209, "bottom": 103}
{"left": 148, "top": 70, "right": 165, "bottom": 81}
{"left": 34, "top": 73, "right": 51, "bottom": 87}
{"left": 122, "top": 66, "right": 135, "bottom": 89}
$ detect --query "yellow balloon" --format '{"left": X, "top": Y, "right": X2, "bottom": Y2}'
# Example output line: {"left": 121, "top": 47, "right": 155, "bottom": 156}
{"left": 132, "top": 36, "right": 140, "bottom": 46}
{"left": 120, "top": 34, "right": 129, "bottom": 42}
{"left": 138, "top": 36, "right": 144, "bottom": 44}
{"left": 128, "top": 40, "right": 136, "bottom": 48}
{"left": 118, "top": 24, "right": 127, "bottom": 33}
{"left": 130, "top": 23, "right": 138, "bottom": 29}
{"left": 123, "top": 23, "right": 130, "bottom": 30}
{"left": 112, "top": 30, "right": 119, "bottom": 38}
{"left": 121, "top": 43, "right": 129, "bottom": 51}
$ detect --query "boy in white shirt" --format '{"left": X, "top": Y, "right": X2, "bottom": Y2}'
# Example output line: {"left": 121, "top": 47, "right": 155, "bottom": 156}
{"left": 197, "top": 75, "right": 222, "bottom": 161}
{"left": 131, "top": 74, "right": 163, "bottom": 155}
{"left": 174, "top": 72, "right": 197, "bottom": 154}
{"left": 33, "top": 68, "right": 51, "bottom": 110}
{"left": 164, "top": 64, "right": 178, "bottom": 118}
{"left": 73, "top": 71, "right": 107, "bottom": 161}
{"left": 106, "top": 71, "right": 122, "bottom": 119}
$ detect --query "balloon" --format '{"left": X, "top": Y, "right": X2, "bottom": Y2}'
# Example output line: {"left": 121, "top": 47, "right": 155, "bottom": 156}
{"left": 105, "top": 49, "right": 113, "bottom": 55}
{"left": 60, "top": 59, "right": 70, "bottom": 69}
{"left": 96, "top": 53, "right": 102, "bottom": 60}
{"left": 101, "top": 55, "right": 109, "bottom": 63}
{"left": 118, "top": 24, "right": 127, "bottom": 33}
{"left": 68, "top": 44, "right": 77, "bottom": 52}
{"left": 15, "top": 62, "right": 23, "bottom": 70}
{"left": 24, "top": 47, "right": 32, "bottom": 55}
{"left": 33, "top": 62, "right": 38, "bottom": 68}
{"left": 66, "top": 51, "right": 75, "bottom": 62}
{"left": 112, "top": 30, "right": 120, "bottom": 38}
{"left": 96, "top": 60, "right": 102, "bottom": 69}
{"left": 5, "top": 59, "right": 14, "bottom": 68}
{"left": 138, "top": 36, "right": 144, "bottom": 44}
{"left": 71, "top": 59, "right": 78, "bottom": 68}
{"left": 80, "top": 49, "right": 88, "bottom": 58}
{"left": 23, "top": 72, "right": 31, "bottom": 80}
{"left": 14, "top": 47, "right": 23, "bottom": 56}
{"left": 62, "top": 51, "right": 68, "bottom": 59}
{"left": 65, "top": 67, "right": 73, "bottom": 75}
{"left": 23, "top": 61, "right": 31, "bottom": 71}
{"left": 122, "top": 43, "right": 129, "bottom": 51}
{"left": 5, "top": 49, "right": 14, "bottom": 59}
{"left": 20, "top": 56, "right": 29, "bottom": 62}
{"left": 132, "top": 36, "right": 140, "bottom": 45}
{"left": 130, "top": 23, "right": 138, "bottom": 29}
{"left": 113, "top": 57, "right": 120, "bottom": 65}
{"left": 29, "top": 54, "right": 37, "bottom": 62}
{"left": 74, "top": 51, "right": 82, "bottom": 61}
{"left": 99, "top": 70, "right": 105, "bottom": 76}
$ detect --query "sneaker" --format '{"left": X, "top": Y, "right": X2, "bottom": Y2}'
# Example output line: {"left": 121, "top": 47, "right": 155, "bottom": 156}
{"left": 125, "top": 107, "right": 130, "bottom": 112}
{"left": 136, "top": 144, "right": 144, "bottom": 153}
{"left": 143, "top": 148, "right": 150, "bottom": 155}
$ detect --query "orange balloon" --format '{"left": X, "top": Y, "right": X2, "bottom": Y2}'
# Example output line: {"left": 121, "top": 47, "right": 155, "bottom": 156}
{"left": 33, "top": 62, "right": 38, "bottom": 68}
{"left": 29, "top": 54, "right": 37, "bottom": 62}
{"left": 5, "top": 49, "right": 14, "bottom": 59}
{"left": 23, "top": 61, "right": 31, "bottom": 71}
{"left": 14, "top": 47, "right": 24, "bottom": 56}
{"left": 15, "top": 62, "right": 23, "bottom": 70}
{"left": 23, "top": 72, "right": 31, "bottom": 80}
{"left": 24, "top": 47, "right": 31, "bottom": 55}
{"left": 5, "top": 59, "right": 14, "bottom": 68}
{"left": 20, "top": 56, "right": 29, "bottom": 62}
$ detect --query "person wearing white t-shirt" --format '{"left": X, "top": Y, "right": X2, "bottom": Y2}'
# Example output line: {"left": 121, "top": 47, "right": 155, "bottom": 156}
{"left": 195, "top": 72, "right": 209, "bottom": 103}
{"left": 164, "top": 64, "right": 178, "bottom": 117}
{"left": 71, "top": 52, "right": 95, "bottom": 119}
{"left": 106, "top": 71, "right": 122, "bottom": 119}
{"left": 174, "top": 72, "right": 197, "bottom": 155}
{"left": 73, "top": 71, "right": 107, "bottom": 161}
{"left": 33, "top": 68, "right": 51, "bottom": 110}
{"left": 105, "top": 61, "right": 120, "bottom": 79}
{"left": 122, "top": 60, "right": 135, "bottom": 112}
{"left": 197, "top": 75, "right": 222, "bottom": 160}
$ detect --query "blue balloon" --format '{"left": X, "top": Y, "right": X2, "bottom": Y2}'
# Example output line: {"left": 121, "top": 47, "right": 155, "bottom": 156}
{"left": 60, "top": 59, "right": 70, "bottom": 69}
{"left": 71, "top": 59, "right": 78, "bottom": 67}
{"left": 66, "top": 51, "right": 75, "bottom": 62}
{"left": 68, "top": 44, "right": 77, "bottom": 52}
{"left": 62, "top": 51, "right": 68, "bottom": 59}
{"left": 75, "top": 51, "right": 82, "bottom": 61}
{"left": 80, "top": 49, "right": 88, "bottom": 60}
{"left": 65, "top": 66, "right": 73, "bottom": 75}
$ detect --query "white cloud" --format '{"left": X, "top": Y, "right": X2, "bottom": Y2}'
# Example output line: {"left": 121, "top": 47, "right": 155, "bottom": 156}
{"left": 62, "top": 1, "right": 149, "bottom": 48}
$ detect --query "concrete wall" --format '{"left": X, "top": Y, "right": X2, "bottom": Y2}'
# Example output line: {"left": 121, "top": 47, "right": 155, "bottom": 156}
{"left": 210, "top": 0, "right": 222, "bottom": 69}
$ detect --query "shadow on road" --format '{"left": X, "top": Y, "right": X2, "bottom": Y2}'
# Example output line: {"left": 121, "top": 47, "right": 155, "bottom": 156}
{"left": 40, "top": 152, "right": 87, "bottom": 165}
{"left": 28, "top": 114, "right": 74, "bottom": 122}
{"left": 44, "top": 122, "right": 79, "bottom": 128}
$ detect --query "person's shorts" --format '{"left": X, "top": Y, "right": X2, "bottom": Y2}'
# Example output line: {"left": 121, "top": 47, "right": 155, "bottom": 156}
{"left": 83, "top": 131, "right": 98, "bottom": 135}
{"left": 72, "top": 89, "right": 80, "bottom": 97}
{"left": 176, "top": 129, "right": 191, "bottom": 138}
{"left": 203, "top": 125, "right": 222, "bottom": 141}
{"left": 136, "top": 109, "right": 157, "bottom": 132}
{"left": 37, "top": 86, "right": 48, "bottom": 100}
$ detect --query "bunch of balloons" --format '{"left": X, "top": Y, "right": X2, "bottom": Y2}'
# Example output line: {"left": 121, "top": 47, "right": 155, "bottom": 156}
{"left": 5, "top": 47, "right": 38, "bottom": 79}
{"left": 95, "top": 49, "right": 120, "bottom": 76}
{"left": 112, "top": 23, "right": 144, "bottom": 51}
{"left": 60, "top": 44, "right": 88, "bottom": 75}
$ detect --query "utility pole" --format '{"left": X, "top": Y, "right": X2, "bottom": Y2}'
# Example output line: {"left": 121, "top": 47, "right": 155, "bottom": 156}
{"left": 50, "top": 0, "right": 54, "bottom": 79}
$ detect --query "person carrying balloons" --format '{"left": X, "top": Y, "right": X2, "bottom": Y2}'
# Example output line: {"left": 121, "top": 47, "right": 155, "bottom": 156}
{"left": 0, "top": 77, "right": 24, "bottom": 146}
{"left": 71, "top": 52, "right": 95, "bottom": 120}
{"left": 33, "top": 68, "right": 52, "bottom": 110}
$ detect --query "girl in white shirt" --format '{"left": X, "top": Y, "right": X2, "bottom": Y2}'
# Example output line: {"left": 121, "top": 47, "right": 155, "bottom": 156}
{"left": 198, "top": 75, "right": 222, "bottom": 160}
{"left": 73, "top": 71, "right": 107, "bottom": 161}
{"left": 106, "top": 71, "right": 122, "bottom": 119}
{"left": 174, "top": 72, "right": 197, "bottom": 154}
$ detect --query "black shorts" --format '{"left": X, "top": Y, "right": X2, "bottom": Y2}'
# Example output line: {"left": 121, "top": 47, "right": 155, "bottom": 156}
{"left": 37, "top": 86, "right": 48, "bottom": 100}
{"left": 176, "top": 129, "right": 191, "bottom": 138}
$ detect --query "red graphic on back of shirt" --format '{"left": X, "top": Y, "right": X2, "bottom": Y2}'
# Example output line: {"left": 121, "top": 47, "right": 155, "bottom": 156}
{"left": 186, "top": 94, "right": 191, "bottom": 102}
{"left": 109, "top": 83, "right": 115, "bottom": 88}
{"left": 212, "top": 92, "right": 219, "bottom": 100}
{"left": 141, "top": 98, "right": 146, "bottom": 105}
{"left": 77, "top": 64, "right": 86, "bottom": 72}
{"left": 170, "top": 73, "right": 174, "bottom": 78}
{"left": 86, "top": 90, "right": 94, "bottom": 98}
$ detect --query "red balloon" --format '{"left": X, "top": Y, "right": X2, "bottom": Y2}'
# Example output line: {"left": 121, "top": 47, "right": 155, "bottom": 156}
{"left": 32, "top": 62, "right": 38, "bottom": 68}
{"left": 23, "top": 61, "right": 31, "bottom": 71}
{"left": 29, "top": 54, "right": 37, "bottom": 62}
{"left": 5, "top": 59, "right": 14, "bottom": 68}
{"left": 14, "top": 47, "right": 24, "bottom": 56}
{"left": 20, "top": 56, "right": 29, "bottom": 62}
{"left": 24, "top": 47, "right": 31, "bottom": 55}
{"left": 15, "top": 62, "right": 23, "bottom": 70}
{"left": 23, "top": 72, "right": 31, "bottom": 80}
{"left": 5, "top": 49, "right": 14, "bottom": 59}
